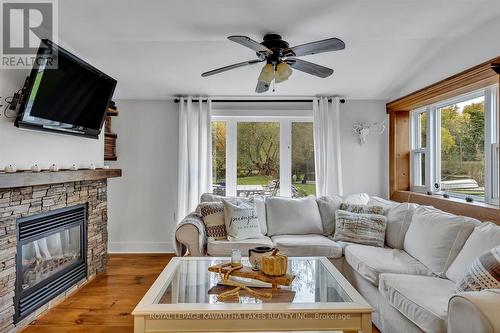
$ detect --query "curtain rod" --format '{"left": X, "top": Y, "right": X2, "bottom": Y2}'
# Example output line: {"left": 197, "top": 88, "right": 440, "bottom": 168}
{"left": 173, "top": 98, "right": 346, "bottom": 104}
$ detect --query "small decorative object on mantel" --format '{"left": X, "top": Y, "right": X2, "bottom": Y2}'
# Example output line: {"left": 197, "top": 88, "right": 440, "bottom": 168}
{"left": 4, "top": 164, "right": 17, "bottom": 173}
{"left": 69, "top": 164, "right": 79, "bottom": 171}
{"left": 352, "top": 119, "right": 386, "bottom": 145}
{"left": 30, "top": 164, "right": 41, "bottom": 172}
{"left": 89, "top": 163, "right": 96, "bottom": 170}
{"left": 49, "top": 164, "right": 59, "bottom": 172}
{"left": 261, "top": 249, "right": 288, "bottom": 277}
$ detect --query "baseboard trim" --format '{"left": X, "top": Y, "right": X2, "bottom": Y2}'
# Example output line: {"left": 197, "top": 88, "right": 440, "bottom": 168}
{"left": 108, "top": 241, "right": 173, "bottom": 253}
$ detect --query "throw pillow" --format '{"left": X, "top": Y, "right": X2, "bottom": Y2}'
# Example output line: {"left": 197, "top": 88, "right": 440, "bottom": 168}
{"left": 446, "top": 222, "right": 500, "bottom": 283}
{"left": 455, "top": 245, "right": 500, "bottom": 292}
{"left": 266, "top": 196, "right": 323, "bottom": 236}
{"left": 339, "top": 203, "right": 384, "bottom": 215}
{"left": 223, "top": 200, "right": 262, "bottom": 241}
{"left": 343, "top": 193, "right": 370, "bottom": 205}
{"left": 250, "top": 195, "right": 268, "bottom": 236}
{"left": 333, "top": 210, "right": 387, "bottom": 247}
{"left": 316, "top": 195, "right": 343, "bottom": 235}
{"left": 198, "top": 202, "right": 226, "bottom": 240}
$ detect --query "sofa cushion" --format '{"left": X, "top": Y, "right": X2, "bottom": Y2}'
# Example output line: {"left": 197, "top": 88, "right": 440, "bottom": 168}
{"left": 333, "top": 210, "right": 387, "bottom": 247}
{"left": 271, "top": 234, "right": 342, "bottom": 258}
{"left": 368, "top": 197, "right": 418, "bottom": 249}
{"left": 404, "top": 206, "right": 480, "bottom": 277}
{"left": 343, "top": 193, "right": 370, "bottom": 205}
{"left": 345, "top": 244, "right": 434, "bottom": 286}
{"left": 446, "top": 222, "right": 500, "bottom": 283}
{"left": 266, "top": 196, "right": 323, "bottom": 236}
{"left": 379, "top": 273, "right": 456, "bottom": 333}
{"left": 207, "top": 237, "right": 273, "bottom": 256}
{"left": 316, "top": 195, "right": 343, "bottom": 236}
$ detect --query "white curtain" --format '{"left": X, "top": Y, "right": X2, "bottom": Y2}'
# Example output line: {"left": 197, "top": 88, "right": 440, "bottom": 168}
{"left": 313, "top": 97, "right": 343, "bottom": 197}
{"left": 177, "top": 97, "right": 213, "bottom": 220}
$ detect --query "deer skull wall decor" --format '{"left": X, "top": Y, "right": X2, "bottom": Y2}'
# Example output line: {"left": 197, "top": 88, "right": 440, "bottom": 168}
{"left": 352, "top": 119, "right": 386, "bottom": 145}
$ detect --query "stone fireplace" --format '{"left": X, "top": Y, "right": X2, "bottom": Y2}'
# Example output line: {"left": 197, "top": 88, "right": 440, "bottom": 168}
{"left": 0, "top": 169, "right": 120, "bottom": 332}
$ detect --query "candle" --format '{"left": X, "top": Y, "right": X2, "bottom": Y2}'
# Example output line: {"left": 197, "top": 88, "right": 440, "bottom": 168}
{"left": 231, "top": 249, "right": 241, "bottom": 267}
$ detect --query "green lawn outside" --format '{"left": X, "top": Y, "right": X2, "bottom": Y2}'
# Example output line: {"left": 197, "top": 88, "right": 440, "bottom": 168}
{"left": 237, "top": 175, "right": 273, "bottom": 185}
{"left": 293, "top": 182, "right": 316, "bottom": 196}
{"left": 235, "top": 175, "right": 317, "bottom": 196}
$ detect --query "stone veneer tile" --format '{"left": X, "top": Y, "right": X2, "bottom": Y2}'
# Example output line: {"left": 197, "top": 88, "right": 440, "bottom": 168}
{"left": 0, "top": 180, "right": 108, "bottom": 332}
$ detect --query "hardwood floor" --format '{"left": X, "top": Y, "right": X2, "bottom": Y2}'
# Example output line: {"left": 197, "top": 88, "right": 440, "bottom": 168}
{"left": 21, "top": 254, "right": 380, "bottom": 333}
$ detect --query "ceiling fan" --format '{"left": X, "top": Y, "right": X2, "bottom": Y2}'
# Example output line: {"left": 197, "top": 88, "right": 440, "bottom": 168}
{"left": 201, "top": 34, "right": 345, "bottom": 93}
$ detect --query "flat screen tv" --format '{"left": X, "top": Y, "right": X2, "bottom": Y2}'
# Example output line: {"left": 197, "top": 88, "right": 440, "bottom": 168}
{"left": 15, "top": 39, "right": 117, "bottom": 139}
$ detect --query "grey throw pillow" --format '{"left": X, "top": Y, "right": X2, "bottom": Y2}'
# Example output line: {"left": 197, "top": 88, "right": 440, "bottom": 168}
{"left": 455, "top": 245, "right": 500, "bottom": 292}
{"left": 339, "top": 203, "right": 384, "bottom": 215}
{"left": 223, "top": 200, "right": 261, "bottom": 241}
{"left": 316, "top": 195, "right": 343, "bottom": 235}
{"left": 333, "top": 210, "right": 387, "bottom": 247}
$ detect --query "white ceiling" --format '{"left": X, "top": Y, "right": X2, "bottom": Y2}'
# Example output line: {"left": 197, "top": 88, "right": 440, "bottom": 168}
{"left": 57, "top": 0, "right": 500, "bottom": 100}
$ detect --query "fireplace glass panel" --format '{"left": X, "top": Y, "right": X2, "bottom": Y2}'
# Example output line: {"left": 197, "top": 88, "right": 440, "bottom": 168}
{"left": 21, "top": 225, "right": 82, "bottom": 290}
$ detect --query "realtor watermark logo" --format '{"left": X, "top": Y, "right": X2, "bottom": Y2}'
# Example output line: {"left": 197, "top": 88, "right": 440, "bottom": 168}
{"left": 1, "top": 0, "right": 58, "bottom": 69}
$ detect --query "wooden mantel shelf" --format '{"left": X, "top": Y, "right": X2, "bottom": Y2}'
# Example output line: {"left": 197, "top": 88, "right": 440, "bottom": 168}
{"left": 0, "top": 168, "right": 122, "bottom": 189}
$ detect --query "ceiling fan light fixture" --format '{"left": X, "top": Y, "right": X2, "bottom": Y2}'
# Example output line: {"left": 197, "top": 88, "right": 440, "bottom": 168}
{"left": 275, "top": 62, "right": 292, "bottom": 83}
{"left": 258, "top": 63, "right": 275, "bottom": 84}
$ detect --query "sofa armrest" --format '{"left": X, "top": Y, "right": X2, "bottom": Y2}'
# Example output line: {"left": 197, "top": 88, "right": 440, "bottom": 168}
{"left": 448, "top": 289, "right": 500, "bottom": 333}
{"left": 175, "top": 214, "right": 207, "bottom": 256}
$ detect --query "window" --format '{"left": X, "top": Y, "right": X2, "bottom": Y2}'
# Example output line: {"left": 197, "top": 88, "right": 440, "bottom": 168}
{"left": 410, "top": 86, "right": 499, "bottom": 204}
{"left": 291, "top": 122, "right": 316, "bottom": 196}
{"left": 237, "top": 122, "right": 280, "bottom": 196}
{"left": 211, "top": 105, "right": 315, "bottom": 198}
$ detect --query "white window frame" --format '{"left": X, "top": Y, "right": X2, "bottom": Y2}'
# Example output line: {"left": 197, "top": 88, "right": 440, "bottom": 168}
{"left": 212, "top": 107, "right": 314, "bottom": 197}
{"left": 410, "top": 85, "right": 499, "bottom": 205}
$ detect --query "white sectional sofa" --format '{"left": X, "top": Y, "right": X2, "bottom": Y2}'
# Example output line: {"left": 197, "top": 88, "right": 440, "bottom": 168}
{"left": 174, "top": 193, "right": 500, "bottom": 333}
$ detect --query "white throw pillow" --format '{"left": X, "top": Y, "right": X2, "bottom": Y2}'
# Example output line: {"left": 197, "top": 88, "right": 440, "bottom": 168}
{"left": 403, "top": 206, "right": 480, "bottom": 277}
{"left": 223, "top": 200, "right": 262, "bottom": 241}
{"left": 251, "top": 195, "right": 268, "bottom": 236}
{"left": 266, "top": 196, "right": 323, "bottom": 236}
{"left": 446, "top": 222, "right": 500, "bottom": 283}
{"left": 367, "top": 196, "right": 397, "bottom": 211}
{"left": 316, "top": 195, "right": 343, "bottom": 235}
{"left": 343, "top": 193, "right": 370, "bottom": 205}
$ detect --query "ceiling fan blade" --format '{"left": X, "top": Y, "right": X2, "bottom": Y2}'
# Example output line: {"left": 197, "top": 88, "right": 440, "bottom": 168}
{"left": 201, "top": 59, "right": 263, "bottom": 77}
{"left": 285, "top": 58, "right": 334, "bottom": 78}
{"left": 228, "top": 36, "right": 273, "bottom": 54}
{"left": 284, "top": 37, "right": 345, "bottom": 57}
{"left": 255, "top": 80, "right": 269, "bottom": 93}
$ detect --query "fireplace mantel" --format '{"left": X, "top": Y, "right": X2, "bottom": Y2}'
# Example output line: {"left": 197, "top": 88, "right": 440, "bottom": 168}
{"left": 0, "top": 168, "right": 121, "bottom": 189}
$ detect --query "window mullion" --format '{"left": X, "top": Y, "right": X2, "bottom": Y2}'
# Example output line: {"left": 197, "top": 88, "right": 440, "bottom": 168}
{"left": 225, "top": 120, "right": 237, "bottom": 196}
{"left": 279, "top": 120, "right": 292, "bottom": 197}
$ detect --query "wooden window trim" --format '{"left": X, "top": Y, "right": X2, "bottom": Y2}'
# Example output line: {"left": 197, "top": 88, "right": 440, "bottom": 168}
{"left": 387, "top": 56, "right": 500, "bottom": 224}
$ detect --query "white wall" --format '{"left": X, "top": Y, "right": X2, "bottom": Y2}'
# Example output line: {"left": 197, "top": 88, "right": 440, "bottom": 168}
{"left": 107, "top": 100, "right": 178, "bottom": 253}
{"left": 0, "top": 69, "right": 104, "bottom": 170}
{"left": 340, "top": 100, "right": 388, "bottom": 198}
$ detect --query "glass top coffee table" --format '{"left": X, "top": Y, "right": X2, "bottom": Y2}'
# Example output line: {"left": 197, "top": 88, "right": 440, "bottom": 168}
{"left": 133, "top": 257, "right": 371, "bottom": 333}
